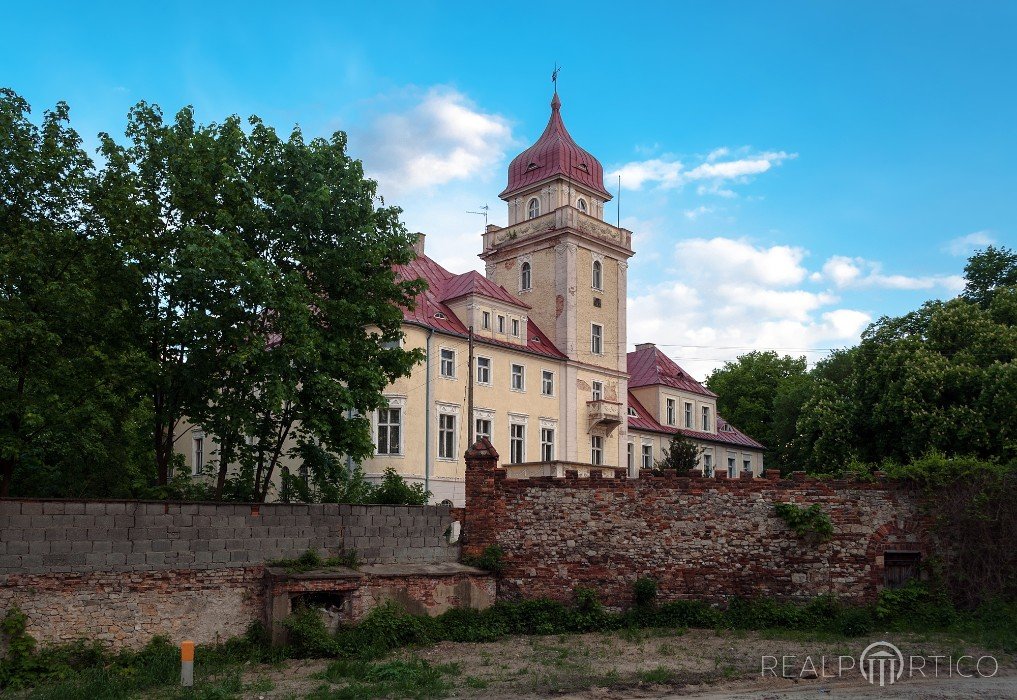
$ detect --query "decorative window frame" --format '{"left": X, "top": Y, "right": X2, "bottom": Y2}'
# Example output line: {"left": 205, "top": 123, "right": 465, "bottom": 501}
{"left": 527, "top": 197, "right": 540, "bottom": 219}
{"left": 374, "top": 396, "right": 406, "bottom": 458}
{"left": 435, "top": 402, "right": 461, "bottom": 462}
{"left": 576, "top": 197, "right": 588, "bottom": 214}
{"left": 473, "top": 407, "right": 495, "bottom": 442}
{"left": 591, "top": 252, "right": 605, "bottom": 291}
{"left": 518, "top": 254, "right": 533, "bottom": 292}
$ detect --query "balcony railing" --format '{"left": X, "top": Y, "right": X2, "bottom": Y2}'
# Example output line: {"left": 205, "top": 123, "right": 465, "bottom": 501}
{"left": 587, "top": 399, "right": 623, "bottom": 432}
{"left": 482, "top": 207, "right": 633, "bottom": 253}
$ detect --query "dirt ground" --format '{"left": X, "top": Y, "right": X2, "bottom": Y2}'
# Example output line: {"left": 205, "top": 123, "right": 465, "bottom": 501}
{"left": 239, "top": 627, "right": 1016, "bottom": 699}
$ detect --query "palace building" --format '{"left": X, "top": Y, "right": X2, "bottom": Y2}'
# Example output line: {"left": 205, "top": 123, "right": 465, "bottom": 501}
{"left": 351, "top": 91, "right": 764, "bottom": 504}
{"left": 181, "top": 91, "right": 764, "bottom": 504}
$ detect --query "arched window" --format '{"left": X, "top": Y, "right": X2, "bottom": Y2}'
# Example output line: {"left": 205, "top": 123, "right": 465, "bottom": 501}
{"left": 577, "top": 198, "right": 588, "bottom": 213}
{"left": 520, "top": 261, "right": 531, "bottom": 291}
{"left": 592, "top": 260, "right": 603, "bottom": 290}
{"left": 527, "top": 197, "right": 540, "bottom": 219}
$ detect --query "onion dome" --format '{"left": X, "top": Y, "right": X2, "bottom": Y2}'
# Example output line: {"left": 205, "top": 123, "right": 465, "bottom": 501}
{"left": 500, "top": 93, "right": 612, "bottom": 200}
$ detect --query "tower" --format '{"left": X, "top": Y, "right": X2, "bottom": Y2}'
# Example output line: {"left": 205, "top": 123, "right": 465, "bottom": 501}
{"left": 480, "top": 92, "right": 634, "bottom": 468}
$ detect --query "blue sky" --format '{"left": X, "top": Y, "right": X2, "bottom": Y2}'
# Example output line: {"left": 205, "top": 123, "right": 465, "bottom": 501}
{"left": 4, "top": 1, "right": 1015, "bottom": 376}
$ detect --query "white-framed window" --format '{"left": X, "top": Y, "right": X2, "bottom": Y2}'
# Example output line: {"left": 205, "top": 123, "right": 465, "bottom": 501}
{"left": 520, "top": 262, "right": 531, "bottom": 291}
{"left": 666, "top": 398, "right": 676, "bottom": 426}
{"left": 641, "top": 443, "right": 653, "bottom": 470}
{"left": 475, "top": 418, "right": 492, "bottom": 441}
{"left": 592, "top": 380, "right": 603, "bottom": 401}
{"left": 627, "top": 442, "right": 634, "bottom": 470}
{"left": 191, "top": 431, "right": 205, "bottom": 476}
{"left": 482, "top": 311, "right": 491, "bottom": 329}
{"left": 476, "top": 356, "right": 491, "bottom": 385}
{"left": 527, "top": 197, "right": 540, "bottom": 219}
{"left": 511, "top": 363, "right": 525, "bottom": 391}
{"left": 592, "top": 259, "right": 603, "bottom": 290}
{"left": 511, "top": 318, "right": 520, "bottom": 336}
{"left": 591, "top": 324, "right": 603, "bottom": 354}
{"left": 376, "top": 408, "right": 402, "bottom": 455}
{"left": 628, "top": 406, "right": 638, "bottom": 417}
{"left": 704, "top": 452, "right": 715, "bottom": 475}
{"left": 728, "top": 454, "right": 736, "bottom": 474}
{"left": 438, "top": 413, "right": 456, "bottom": 460}
{"left": 684, "top": 402, "right": 693, "bottom": 429}
{"left": 541, "top": 370, "right": 554, "bottom": 396}
{"left": 702, "top": 406, "right": 711, "bottom": 432}
{"left": 577, "top": 197, "right": 588, "bottom": 213}
{"left": 540, "top": 427, "right": 555, "bottom": 461}
{"left": 510, "top": 423, "right": 526, "bottom": 463}
{"left": 743, "top": 455, "right": 752, "bottom": 472}
{"left": 498, "top": 315, "right": 505, "bottom": 333}
{"left": 440, "top": 348, "right": 455, "bottom": 378}
{"left": 591, "top": 435, "right": 604, "bottom": 465}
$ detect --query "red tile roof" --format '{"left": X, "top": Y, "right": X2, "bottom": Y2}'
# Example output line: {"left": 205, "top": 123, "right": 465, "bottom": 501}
{"left": 500, "top": 93, "right": 613, "bottom": 200}
{"left": 626, "top": 392, "right": 765, "bottom": 450}
{"left": 627, "top": 346, "right": 717, "bottom": 398}
{"left": 394, "top": 254, "right": 566, "bottom": 360}
{"left": 441, "top": 270, "right": 530, "bottom": 309}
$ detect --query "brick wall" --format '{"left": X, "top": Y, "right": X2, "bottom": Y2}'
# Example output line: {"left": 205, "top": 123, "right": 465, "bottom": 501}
{"left": 0, "top": 500, "right": 457, "bottom": 575}
{"left": 0, "top": 499, "right": 464, "bottom": 648}
{"left": 462, "top": 439, "right": 934, "bottom": 606}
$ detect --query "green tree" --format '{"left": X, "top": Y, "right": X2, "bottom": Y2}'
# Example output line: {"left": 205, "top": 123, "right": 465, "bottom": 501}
{"left": 0, "top": 89, "right": 141, "bottom": 497}
{"left": 962, "top": 245, "right": 1017, "bottom": 308}
{"left": 705, "top": 351, "right": 809, "bottom": 472}
{"left": 654, "top": 432, "right": 704, "bottom": 474}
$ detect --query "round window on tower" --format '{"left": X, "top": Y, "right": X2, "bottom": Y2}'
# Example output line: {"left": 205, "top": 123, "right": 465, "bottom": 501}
{"left": 527, "top": 197, "right": 540, "bottom": 219}
{"left": 577, "top": 198, "right": 588, "bottom": 214}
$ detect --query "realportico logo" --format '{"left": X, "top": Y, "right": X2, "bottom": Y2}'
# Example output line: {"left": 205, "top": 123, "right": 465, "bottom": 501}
{"left": 761, "top": 640, "right": 998, "bottom": 685}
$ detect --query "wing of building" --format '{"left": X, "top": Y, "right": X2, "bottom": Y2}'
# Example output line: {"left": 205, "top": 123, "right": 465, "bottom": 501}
{"left": 180, "top": 91, "right": 766, "bottom": 504}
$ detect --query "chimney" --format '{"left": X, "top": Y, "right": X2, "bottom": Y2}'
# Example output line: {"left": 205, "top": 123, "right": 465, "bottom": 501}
{"left": 635, "top": 342, "right": 656, "bottom": 352}
{"left": 411, "top": 232, "right": 426, "bottom": 257}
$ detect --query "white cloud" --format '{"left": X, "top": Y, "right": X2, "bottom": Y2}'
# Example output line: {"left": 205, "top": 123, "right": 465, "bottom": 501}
{"left": 683, "top": 205, "right": 715, "bottom": 220}
{"left": 628, "top": 237, "right": 868, "bottom": 379}
{"left": 943, "top": 230, "right": 996, "bottom": 257}
{"left": 819, "top": 255, "right": 965, "bottom": 292}
{"left": 608, "top": 148, "right": 796, "bottom": 194}
{"left": 353, "top": 87, "right": 514, "bottom": 196}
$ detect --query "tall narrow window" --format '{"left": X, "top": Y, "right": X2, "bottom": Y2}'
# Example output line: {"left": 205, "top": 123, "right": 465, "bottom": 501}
{"left": 727, "top": 454, "right": 736, "bottom": 475}
{"left": 705, "top": 452, "right": 715, "bottom": 476}
{"left": 377, "top": 408, "right": 402, "bottom": 455}
{"left": 627, "top": 443, "right": 634, "bottom": 470}
{"left": 591, "top": 435, "right": 604, "bottom": 465}
{"left": 577, "top": 198, "right": 588, "bottom": 213}
{"left": 527, "top": 197, "right": 540, "bottom": 219}
{"left": 438, "top": 413, "right": 456, "bottom": 460}
{"left": 743, "top": 456, "right": 752, "bottom": 472}
{"left": 192, "top": 433, "right": 204, "bottom": 476}
{"left": 440, "top": 348, "right": 455, "bottom": 378}
{"left": 476, "top": 356, "right": 491, "bottom": 385}
{"left": 592, "top": 260, "right": 603, "bottom": 290}
{"left": 592, "top": 380, "right": 603, "bottom": 401}
{"left": 702, "top": 406, "right": 711, "bottom": 432}
{"left": 540, "top": 427, "right": 555, "bottom": 461}
{"left": 666, "top": 398, "right": 676, "bottom": 426}
{"left": 591, "top": 324, "right": 603, "bottom": 354}
{"left": 482, "top": 311, "right": 491, "bottom": 329}
{"left": 511, "top": 364, "right": 525, "bottom": 391}
{"left": 475, "top": 418, "right": 492, "bottom": 441}
{"left": 641, "top": 444, "right": 653, "bottom": 470}
{"left": 684, "top": 402, "right": 693, "bottom": 428}
{"left": 520, "top": 262, "right": 531, "bottom": 291}
{"left": 510, "top": 423, "right": 525, "bottom": 463}
{"left": 541, "top": 370, "right": 554, "bottom": 396}
{"left": 511, "top": 318, "right": 520, "bottom": 336}
{"left": 498, "top": 315, "right": 505, "bottom": 333}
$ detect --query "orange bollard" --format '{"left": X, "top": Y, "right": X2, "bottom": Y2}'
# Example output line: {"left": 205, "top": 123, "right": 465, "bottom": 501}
{"left": 180, "top": 640, "right": 195, "bottom": 687}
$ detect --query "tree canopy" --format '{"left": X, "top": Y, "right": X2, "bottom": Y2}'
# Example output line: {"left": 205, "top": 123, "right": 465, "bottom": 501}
{"left": 1, "top": 89, "right": 423, "bottom": 501}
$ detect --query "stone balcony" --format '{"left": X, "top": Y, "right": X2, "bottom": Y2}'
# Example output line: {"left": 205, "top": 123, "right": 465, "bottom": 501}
{"left": 482, "top": 206, "right": 633, "bottom": 255}
{"left": 587, "top": 399, "right": 623, "bottom": 432}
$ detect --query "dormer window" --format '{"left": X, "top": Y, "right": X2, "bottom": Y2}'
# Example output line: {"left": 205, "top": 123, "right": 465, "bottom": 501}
{"left": 526, "top": 162, "right": 539, "bottom": 171}
{"left": 577, "top": 198, "right": 588, "bottom": 214}
{"left": 527, "top": 197, "right": 540, "bottom": 219}
{"left": 592, "top": 260, "right": 603, "bottom": 291}
{"left": 576, "top": 163, "right": 589, "bottom": 173}
{"left": 520, "top": 261, "right": 531, "bottom": 291}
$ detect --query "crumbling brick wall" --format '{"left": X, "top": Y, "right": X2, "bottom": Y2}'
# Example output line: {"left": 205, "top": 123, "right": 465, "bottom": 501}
{"left": 462, "top": 438, "right": 934, "bottom": 606}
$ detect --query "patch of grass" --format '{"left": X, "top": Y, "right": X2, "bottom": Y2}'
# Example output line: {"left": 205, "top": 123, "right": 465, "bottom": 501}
{"left": 465, "top": 675, "right": 488, "bottom": 689}
{"left": 267, "top": 548, "right": 359, "bottom": 573}
{"left": 638, "top": 666, "right": 674, "bottom": 683}
{"left": 311, "top": 658, "right": 457, "bottom": 699}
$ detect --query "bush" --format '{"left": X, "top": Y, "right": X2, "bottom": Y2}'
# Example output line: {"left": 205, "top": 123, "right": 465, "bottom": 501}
{"left": 463, "top": 545, "right": 505, "bottom": 575}
{"left": 876, "top": 580, "right": 956, "bottom": 629}
{"left": 773, "top": 502, "right": 834, "bottom": 543}
{"left": 632, "top": 577, "right": 658, "bottom": 608}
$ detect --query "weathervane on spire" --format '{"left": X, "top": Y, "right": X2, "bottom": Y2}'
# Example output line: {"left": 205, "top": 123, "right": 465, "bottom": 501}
{"left": 551, "top": 63, "right": 561, "bottom": 93}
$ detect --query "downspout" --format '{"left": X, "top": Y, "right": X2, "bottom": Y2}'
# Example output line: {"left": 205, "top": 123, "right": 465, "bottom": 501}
{"left": 424, "top": 326, "right": 434, "bottom": 500}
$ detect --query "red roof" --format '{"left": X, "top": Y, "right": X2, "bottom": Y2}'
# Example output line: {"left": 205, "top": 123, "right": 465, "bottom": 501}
{"left": 627, "top": 346, "right": 717, "bottom": 398}
{"left": 500, "top": 93, "right": 612, "bottom": 201}
{"left": 626, "top": 392, "right": 765, "bottom": 450}
{"left": 394, "top": 254, "right": 565, "bottom": 360}
{"left": 441, "top": 270, "right": 530, "bottom": 309}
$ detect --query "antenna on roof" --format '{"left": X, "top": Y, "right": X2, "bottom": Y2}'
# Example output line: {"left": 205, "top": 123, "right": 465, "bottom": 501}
{"left": 617, "top": 174, "right": 621, "bottom": 229}
{"left": 467, "top": 205, "right": 489, "bottom": 228}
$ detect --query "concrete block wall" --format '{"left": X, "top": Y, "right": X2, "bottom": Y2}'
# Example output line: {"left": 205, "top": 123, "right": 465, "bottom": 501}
{"left": 0, "top": 500, "right": 458, "bottom": 576}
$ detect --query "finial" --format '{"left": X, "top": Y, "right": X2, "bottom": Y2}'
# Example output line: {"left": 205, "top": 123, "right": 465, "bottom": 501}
{"left": 551, "top": 63, "right": 561, "bottom": 94}
{"left": 551, "top": 91, "right": 561, "bottom": 112}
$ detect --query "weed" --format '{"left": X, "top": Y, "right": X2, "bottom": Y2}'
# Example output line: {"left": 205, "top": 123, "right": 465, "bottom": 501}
{"left": 638, "top": 666, "right": 674, "bottom": 683}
